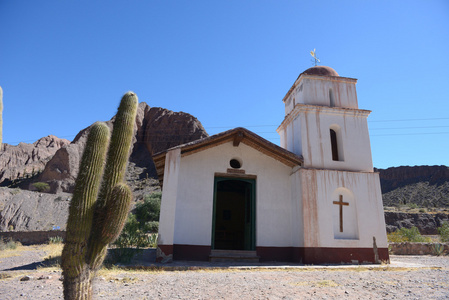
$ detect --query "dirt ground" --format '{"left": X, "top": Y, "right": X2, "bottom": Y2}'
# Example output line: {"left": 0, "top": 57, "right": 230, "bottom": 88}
{"left": 1, "top": 245, "right": 448, "bottom": 299}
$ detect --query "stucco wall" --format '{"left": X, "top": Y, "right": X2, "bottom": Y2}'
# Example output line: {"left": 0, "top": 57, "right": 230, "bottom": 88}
{"left": 284, "top": 76, "right": 358, "bottom": 116}
{"left": 170, "top": 141, "right": 294, "bottom": 248}
{"left": 298, "top": 77, "right": 358, "bottom": 109}
{"left": 300, "top": 168, "right": 388, "bottom": 249}
{"left": 298, "top": 105, "right": 373, "bottom": 172}
{"left": 158, "top": 148, "right": 181, "bottom": 246}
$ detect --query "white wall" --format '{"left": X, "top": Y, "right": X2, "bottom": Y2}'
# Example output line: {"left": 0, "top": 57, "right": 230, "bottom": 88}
{"left": 169, "top": 141, "right": 294, "bottom": 247}
{"left": 290, "top": 169, "right": 304, "bottom": 247}
{"left": 300, "top": 168, "right": 388, "bottom": 249}
{"left": 158, "top": 148, "right": 181, "bottom": 246}
{"left": 298, "top": 105, "right": 373, "bottom": 172}
{"left": 284, "top": 76, "right": 358, "bottom": 116}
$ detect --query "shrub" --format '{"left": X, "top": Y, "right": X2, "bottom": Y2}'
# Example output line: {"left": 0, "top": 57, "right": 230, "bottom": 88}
{"left": 48, "top": 236, "right": 64, "bottom": 244}
{"left": 438, "top": 222, "right": 449, "bottom": 243}
{"left": 32, "top": 182, "right": 50, "bottom": 192}
{"left": 113, "top": 214, "right": 153, "bottom": 249}
{"left": 111, "top": 191, "right": 161, "bottom": 263}
{"left": 135, "top": 192, "right": 161, "bottom": 222}
{"left": 432, "top": 243, "right": 444, "bottom": 256}
{"left": 407, "top": 203, "right": 418, "bottom": 209}
{"left": 0, "top": 237, "right": 21, "bottom": 250}
{"left": 387, "top": 226, "right": 431, "bottom": 243}
{"left": 143, "top": 221, "right": 159, "bottom": 233}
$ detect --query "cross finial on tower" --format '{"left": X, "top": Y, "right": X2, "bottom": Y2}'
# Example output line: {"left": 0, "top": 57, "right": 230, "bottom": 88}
{"left": 310, "top": 49, "right": 320, "bottom": 66}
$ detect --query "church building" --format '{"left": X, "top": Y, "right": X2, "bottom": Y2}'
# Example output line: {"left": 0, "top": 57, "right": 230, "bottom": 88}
{"left": 153, "top": 66, "right": 389, "bottom": 264}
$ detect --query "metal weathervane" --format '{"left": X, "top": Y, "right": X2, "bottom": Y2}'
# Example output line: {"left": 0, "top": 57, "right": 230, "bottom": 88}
{"left": 310, "top": 49, "right": 320, "bottom": 66}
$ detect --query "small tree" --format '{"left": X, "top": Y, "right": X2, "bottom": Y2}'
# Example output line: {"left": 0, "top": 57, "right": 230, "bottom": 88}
{"left": 438, "top": 222, "right": 449, "bottom": 243}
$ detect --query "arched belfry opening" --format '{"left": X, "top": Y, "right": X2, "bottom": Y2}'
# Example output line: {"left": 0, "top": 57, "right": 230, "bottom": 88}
{"left": 330, "top": 125, "right": 344, "bottom": 162}
{"left": 329, "top": 88, "right": 335, "bottom": 107}
{"left": 330, "top": 129, "right": 339, "bottom": 161}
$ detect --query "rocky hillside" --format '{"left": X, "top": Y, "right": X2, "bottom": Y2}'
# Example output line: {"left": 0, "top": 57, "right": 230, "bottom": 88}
{"left": 384, "top": 211, "right": 449, "bottom": 234}
{"left": 39, "top": 102, "right": 208, "bottom": 193}
{"left": 0, "top": 102, "right": 207, "bottom": 231}
{"left": 0, "top": 187, "right": 71, "bottom": 231}
{"left": 0, "top": 135, "right": 70, "bottom": 187}
{"left": 376, "top": 165, "right": 449, "bottom": 208}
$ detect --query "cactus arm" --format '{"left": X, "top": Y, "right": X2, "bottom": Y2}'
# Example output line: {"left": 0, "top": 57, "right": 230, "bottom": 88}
{"left": 88, "top": 183, "right": 132, "bottom": 270}
{"left": 97, "top": 183, "right": 132, "bottom": 245}
{"left": 96, "top": 91, "right": 138, "bottom": 210}
{"left": 88, "top": 92, "right": 137, "bottom": 269}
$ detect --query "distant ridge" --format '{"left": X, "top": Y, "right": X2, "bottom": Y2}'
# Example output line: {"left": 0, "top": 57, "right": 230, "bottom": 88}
{"left": 376, "top": 165, "right": 449, "bottom": 208}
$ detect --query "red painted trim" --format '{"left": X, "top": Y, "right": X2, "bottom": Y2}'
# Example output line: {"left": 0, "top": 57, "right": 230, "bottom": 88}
{"left": 173, "top": 244, "right": 211, "bottom": 261}
{"left": 156, "top": 244, "right": 173, "bottom": 262}
{"left": 301, "top": 247, "right": 389, "bottom": 264}
{"left": 258, "top": 246, "right": 389, "bottom": 264}
{"left": 256, "top": 246, "right": 296, "bottom": 262}
{"left": 163, "top": 244, "right": 389, "bottom": 264}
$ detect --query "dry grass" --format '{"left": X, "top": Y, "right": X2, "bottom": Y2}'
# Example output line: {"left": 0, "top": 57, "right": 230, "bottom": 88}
{"left": 0, "top": 244, "right": 28, "bottom": 259}
{"left": 289, "top": 280, "right": 339, "bottom": 287}
{"left": 40, "top": 243, "right": 64, "bottom": 261}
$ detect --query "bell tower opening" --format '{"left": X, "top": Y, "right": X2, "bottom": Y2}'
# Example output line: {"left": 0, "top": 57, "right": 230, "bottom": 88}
{"left": 330, "top": 129, "right": 339, "bottom": 161}
{"left": 329, "top": 88, "right": 335, "bottom": 107}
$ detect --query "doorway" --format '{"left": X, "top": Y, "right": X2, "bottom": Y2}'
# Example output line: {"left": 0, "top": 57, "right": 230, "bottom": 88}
{"left": 212, "top": 177, "right": 255, "bottom": 251}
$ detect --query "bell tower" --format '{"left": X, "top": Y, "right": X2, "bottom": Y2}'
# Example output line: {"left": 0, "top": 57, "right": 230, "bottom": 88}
{"left": 277, "top": 66, "right": 374, "bottom": 172}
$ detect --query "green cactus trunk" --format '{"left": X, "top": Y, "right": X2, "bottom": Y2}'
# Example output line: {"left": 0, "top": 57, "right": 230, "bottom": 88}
{"left": 61, "top": 92, "right": 138, "bottom": 300}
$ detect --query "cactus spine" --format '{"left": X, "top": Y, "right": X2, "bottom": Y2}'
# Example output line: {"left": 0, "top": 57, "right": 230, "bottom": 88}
{"left": 0, "top": 86, "right": 3, "bottom": 150}
{"left": 61, "top": 92, "right": 138, "bottom": 300}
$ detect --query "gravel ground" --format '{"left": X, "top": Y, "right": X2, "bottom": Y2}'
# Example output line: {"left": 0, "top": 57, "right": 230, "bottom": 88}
{"left": 1, "top": 247, "right": 448, "bottom": 299}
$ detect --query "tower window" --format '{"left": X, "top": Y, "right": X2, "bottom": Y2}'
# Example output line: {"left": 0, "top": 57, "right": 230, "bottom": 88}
{"left": 329, "top": 88, "right": 335, "bottom": 107}
{"left": 330, "top": 129, "right": 339, "bottom": 161}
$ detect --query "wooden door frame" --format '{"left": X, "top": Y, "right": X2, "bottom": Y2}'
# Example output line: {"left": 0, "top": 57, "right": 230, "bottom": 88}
{"left": 211, "top": 176, "right": 256, "bottom": 250}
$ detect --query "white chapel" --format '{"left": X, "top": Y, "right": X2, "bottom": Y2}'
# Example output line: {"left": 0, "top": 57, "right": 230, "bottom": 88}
{"left": 153, "top": 65, "right": 389, "bottom": 264}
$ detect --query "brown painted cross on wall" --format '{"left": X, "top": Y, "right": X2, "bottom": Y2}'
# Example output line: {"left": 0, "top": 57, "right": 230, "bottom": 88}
{"left": 333, "top": 195, "right": 349, "bottom": 232}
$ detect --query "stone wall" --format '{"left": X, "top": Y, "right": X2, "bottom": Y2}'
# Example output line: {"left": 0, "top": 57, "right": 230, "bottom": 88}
{"left": 0, "top": 231, "right": 65, "bottom": 245}
{"left": 389, "top": 242, "right": 449, "bottom": 255}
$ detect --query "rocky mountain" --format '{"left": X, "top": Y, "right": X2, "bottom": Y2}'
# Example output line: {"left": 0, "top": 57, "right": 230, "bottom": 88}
{"left": 0, "top": 135, "right": 70, "bottom": 187}
{"left": 376, "top": 166, "right": 449, "bottom": 208}
{"left": 39, "top": 102, "right": 208, "bottom": 193}
{"left": 0, "top": 102, "right": 207, "bottom": 231}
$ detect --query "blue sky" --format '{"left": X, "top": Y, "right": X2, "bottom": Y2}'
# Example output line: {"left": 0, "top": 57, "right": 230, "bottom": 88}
{"left": 1, "top": 1, "right": 448, "bottom": 169}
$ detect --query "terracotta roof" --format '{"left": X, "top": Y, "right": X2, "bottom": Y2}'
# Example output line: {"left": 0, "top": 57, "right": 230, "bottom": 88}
{"left": 153, "top": 127, "right": 303, "bottom": 187}
{"left": 302, "top": 65, "right": 339, "bottom": 77}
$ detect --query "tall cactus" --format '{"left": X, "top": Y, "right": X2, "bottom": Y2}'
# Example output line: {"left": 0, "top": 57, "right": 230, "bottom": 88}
{"left": 61, "top": 92, "right": 138, "bottom": 300}
{"left": 0, "top": 86, "right": 3, "bottom": 150}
